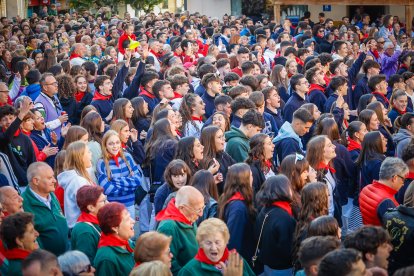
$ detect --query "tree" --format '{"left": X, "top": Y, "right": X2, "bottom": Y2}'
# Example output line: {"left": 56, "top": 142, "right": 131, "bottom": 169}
{"left": 124, "top": 0, "right": 163, "bottom": 14}
{"left": 242, "top": 0, "right": 265, "bottom": 17}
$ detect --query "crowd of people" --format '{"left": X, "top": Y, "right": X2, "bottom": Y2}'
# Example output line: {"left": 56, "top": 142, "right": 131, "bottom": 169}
{"left": 0, "top": 5, "right": 414, "bottom": 276}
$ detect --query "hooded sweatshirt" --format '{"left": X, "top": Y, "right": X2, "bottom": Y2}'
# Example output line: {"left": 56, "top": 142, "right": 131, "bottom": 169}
{"left": 225, "top": 126, "right": 250, "bottom": 163}
{"left": 394, "top": 129, "right": 413, "bottom": 158}
{"left": 57, "top": 170, "right": 92, "bottom": 228}
{"left": 273, "top": 121, "right": 304, "bottom": 165}
{"left": 22, "top": 84, "right": 41, "bottom": 101}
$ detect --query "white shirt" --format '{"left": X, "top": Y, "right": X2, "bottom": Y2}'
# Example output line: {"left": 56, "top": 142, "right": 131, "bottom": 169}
{"left": 30, "top": 187, "right": 52, "bottom": 209}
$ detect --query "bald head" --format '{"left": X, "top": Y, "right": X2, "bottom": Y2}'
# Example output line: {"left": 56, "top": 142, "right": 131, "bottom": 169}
{"left": 175, "top": 186, "right": 204, "bottom": 207}
{"left": 0, "top": 186, "right": 23, "bottom": 214}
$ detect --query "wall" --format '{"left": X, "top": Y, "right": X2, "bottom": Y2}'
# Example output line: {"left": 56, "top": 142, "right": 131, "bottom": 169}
{"left": 6, "top": 0, "right": 25, "bottom": 18}
{"left": 187, "top": 0, "right": 231, "bottom": 18}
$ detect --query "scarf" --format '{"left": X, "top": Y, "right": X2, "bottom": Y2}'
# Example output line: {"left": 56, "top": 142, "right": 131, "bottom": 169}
{"left": 272, "top": 201, "right": 293, "bottom": 216}
{"left": 347, "top": 137, "right": 362, "bottom": 152}
{"left": 308, "top": 83, "right": 326, "bottom": 95}
{"left": 139, "top": 89, "right": 156, "bottom": 99}
{"left": 77, "top": 211, "right": 99, "bottom": 225}
{"left": 370, "top": 49, "right": 380, "bottom": 59}
{"left": 406, "top": 171, "right": 414, "bottom": 180}
{"left": 111, "top": 152, "right": 121, "bottom": 167}
{"left": 98, "top": 234, "right": 133, "bottom": 253}
{"left": 191, "top": 116, "right": 203, "bottom": 122}
{"left": 70, "top": 53, "right": 83, "bottom": 60}
{"left": 155, "top": 198, "right": 192, "bottom": 225}
{"left": 295, "top": 57, "right": 304, "bottom": 67}
{"left": 343, "top": 119, "right": 349, "bottom": 128}
{"left": 372, "top": 92, "right": 390, "bottom": 105}
{"left": 316, "top": 162, "right": 336, "bottom": 174}
{"left": 176, "top": 129, "right": 182, "bottom": 137}
{"left": 194, "top": 247, "right": 230, "bottom": 266}
{"left": 173, "top": 91, "right": 183, "bottom": 99}
{"left": 264, "top": 160, "right": 272, "bottom": 169}
{"left": 21, "top": 129, "right": 31, "bottom": 136}
{"left": 226, "top": 192, "right": 245, "bottom": 204}
{"left": 92, "top": 91, "right": 111, "bottom": 101}
{"left": 121, "top": 142, "right": 127, "bottom": 150}
{"left": 2, "top": 127, "right": 21, "bottom": 137}
{"left": 393, "top": 105, "right": 406, "bottom": 115}
{"left": 4, "top": 248, "right": 31, "bottom": 260}
{"left": 74, "top": 91, "right": 85, "bottom": 103}
{"left": 150, "top": 49, "right": 161, "bottom": 59}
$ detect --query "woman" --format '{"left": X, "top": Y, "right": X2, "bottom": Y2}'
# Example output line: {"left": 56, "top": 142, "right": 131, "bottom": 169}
{"left": 257, "top": 74, "right": 270, "bottom": 90}
{"left": 0, "top": 49, "right": 12, "bottom": 83}
{"left": 190, "top": 170, "right": 219, "bottom": 225}
{"left": 96, "top": 130, "right": 143, "bottom": 217}
{"left": 154, "top": 160, "right": 192, "bottom": 215}
{"left": 245, "top": 133, "right": 276, "bottom": 196}
{"left": 179, "top": 93, "right": 205, "bottom": 138}
{"left": 62, "top": 125, "right": 89, "bottom": 149}
{"left": 359, "top": 109, "right": 380, "bottom": 132}
{"left": 388, "top": 89, "right": 410, "bottom": 126}
{"left": 131, "top": 96, "right": 151, "bottom": 140}
{"left": 57, "top": 74, "right": 78, "bottom": 125}
{"left": 356, "top": 131, "right": 387, "bottom": 189}
{"left": 0, "top": 212, "right": 39, "bottom": 276}
{"left": 175, "top": 136, "right": 205, "bottom": 175}
{"left": 134, "top": 231, "right": 173, "bottom": 268}
{"left": 255, "top": 175, "right": 296, "bottom": 275}
{"left": 131, "top": 260, "right": 171, "bottom": 276}
{"left": 31, "top": 50, "right": 43, "bottom": 68}
{"left": 178, "top": 218, "right": 254, "bottom": 276}
{"left": 200, "top": 126, "right": 235, "bottom": 194}
{"left": 218, "top": 163, "right": 255, "bottom": 263}
{"left": 36, "top": 48, "right": 56, "bottom": 73}
{"left": 71, "top": 185, "right": 107, "bottom": 263}
{"left": 280, "top": 154, "right": 314, "bottom": 218}
{"left": 366, "top": 101, "right": 394, "bottom": 156}
{"left": 344, "top": 121, "right": 367, "bottom": 162}
{"left": 357, "top": 94, "right": 376, "bottom": 115}
{"left": 270, "top": 64, "right": 289, "bottom": 103}
{"left": 81, "top": 111, "right": 104, "bottom": 176}
{"left": 285, "top": 59, "right": 298, "bottom": 80}
{"left": 74, "top": 75, "right": 93, "bottom": 120}
{"left": 307, "top": 215, "right": 341, "bottom": 240}
{"left": 58, "top": 250, "right": 95, "bottom": 276}
{"left": 58, "top": 141, "right": 94, "bottom": 228}
{"left": 211, "top": 111, "right": 230, "bottom": 133}
{"left": 112, "top": 98, "right": 134, "bottom": 128}
{"left": 111, "top": 119, "right": 145, "bottom": 165}
{"left": 94, "top": 202, "right": 135, "bottom": 276}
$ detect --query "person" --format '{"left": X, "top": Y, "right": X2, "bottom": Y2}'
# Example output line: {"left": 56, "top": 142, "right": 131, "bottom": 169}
{"left": 344, "top": 226, "right": 392, "bottom": 271}
{"left": 156, "top": 186, "right": 204, "bottom": 275}
{"left": 130, "top": 260, "right": 172, "bottom": 276}
{"left": 262, "top": 86, "right": 283, "bottom": 129}
{"left": 225, "top": 109, "right": 264, "bottom": 163}
{"left": 134, "top": 231, "right": 173, "bottom": 268}
{"left": 57, "top": 141, "right": 94, "bottom": 228}
{"left": 366, "top": 101, "right": 394, "bottom": 156}
{"left": 22, "top": 162, "right": 69, "bottom": 256}
{"left": 178, "top": 218, "right": 254, "bottom": 276}
{"left": 283, "top": 74, "right": 309, "bottom": 123}
{"left": 296, "top": 236, "right": 341, "bottom": 276}
{"left": 201, "top": 73, "right": 222, "bottom": 118}
{"left": 273, "top": 108, "right": 314, "bottom": 165}
{"left": 111, "top": 119, "right": 145, "bottom": 165}
{"left": 255, "top": 175, "right": 296, "bottom": 275}
{"left": 180, "top": 93, "right": 206, "bottom": 138}
{"left": 307, "top": 215, "right": 341, "bottom": 239}
{"left": 0, "top": 186, "right": 23, "bottom": 216}
{"left": 388, "top": 90, "right": 410, "bottom": 125}
{"left": 93, "top": 202, "right": 135, "bottom": 276}
{"left": 394, "top": 112, "right": 414, "bottom": 158}
{"left": 359, "top": 157, "right": 408, "bottom": 226}
{"left": 175, "top": 136, "right": 207, "bottom": 175}
{"left": 317, "top": 248, "right": 368, "bottom": 276}
{"left": 21, "top": 249, "right": 63, "bottom": 276}
{"left": 131, "top": 96, "right": 151, "bottom": 139}
{"left": 58, "top": 250, "right": 95, "bottom": 276}
{"left": 71, "top": 185, "right": 107, "bottom": 264}
{"left": 0, "top": 212, "right": 39, "bottom": 276}
{"left": 345, "top": 121, "right": 367, "bottom": 162}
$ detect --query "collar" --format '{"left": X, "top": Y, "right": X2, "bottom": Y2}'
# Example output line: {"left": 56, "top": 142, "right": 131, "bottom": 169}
{"left": 139, "top": 88, "right": 156, "bottom": 99}
{"left": 191, "top": 116, "right": 203, "bottom": 122}
{"left": 111, "top": 152, "right": 121, "bottom": 167}
{"left": 372, "top": 91, "right": 390, "bottom": 105}
{"left": 4, "top": 248, "right": 31, "bottom": 260}
{"left": 29, "top": 187, "right": 51, "bottom": 207}
{"left": 308, "top": 83, "right": 326, "bottom": 95}
{"left": 21, "top": 129, "right": 31, "bottom": 136}
{"left": 194, "top": 247, "right": 231, "bottom": 266}
{"left": 155, "top": 198, "right": 193, "bottom": 225}
{"left": 98, "top": 234, "right": 133, "bottom": 253}
{"left": 92, "top": 91, "right": 111, "bottom": 101}
{"left": 393, "top": 105, "right": 406, "bottom": 115}
{"left": 226, "top": 192, "right": 245, "bottom": 204}
{"left": 316, "top": 162, "right": 336, "bottom": 174}
{"left": 372, "top": 180, "right": 397, "bottom": 193}
{"left": 74, "top": 91, "right": 86, "bottom": 102}
{"left": 347, "top": 137, "right": 362, "bottom": 152}
{"left": 272, "top": 201, "right": 293, "bottom": 216}
{"left": 77, "top": 211, "right": 99, "bottom": 225}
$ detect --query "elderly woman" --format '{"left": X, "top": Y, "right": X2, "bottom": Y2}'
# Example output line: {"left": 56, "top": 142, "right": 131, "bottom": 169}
{"left": 71, "top": 185, "right": 107, "bottom": 263}
{"left": 134, "top": 231, "right": 173, "bottom": 268}
{"left": 0, "top": 212, "right": 39, "bottom": 276}
{"left": 178, "top": 218, "right": 254, "bottom": 276}
{"left": 58, "top": 250, "right": 95, "bottom": 276}
{"left": 94, "top": 202, "right": 135, "bottom": 276}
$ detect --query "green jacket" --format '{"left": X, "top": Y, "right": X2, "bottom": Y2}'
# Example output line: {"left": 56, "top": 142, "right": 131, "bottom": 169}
{"left": 178, "top": 258, "right": 255, "bottom": 276}
{"left": 157, "top": 220, "right": 198, "bottom": 276}
{"left": 93, "top": 244, "right": 135, "bottom": 276}
{"left": 6, "top": 259, "right": 22, "bottom": 276}
{"left": 71, "top": 222, "right": 101, "bottom": 264}
{"left": 22, "top": 189, "right": 69, "bottom": 256}
{"left": 225, "top": 126, "right": 250, "bottom": 163}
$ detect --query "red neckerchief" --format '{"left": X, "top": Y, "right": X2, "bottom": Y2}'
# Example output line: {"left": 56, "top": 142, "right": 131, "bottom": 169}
{"left": 70, "top": 53, "right": 82, "bottom": 60}
{"left": 393, "top": 105, "right": 406, "bottom": 115}
{"left": 191, "top": 116, "right": 203, "bottom": 122}
{"left": 155, "top": 198, "right": 192, "bottom": 225}
{"left": 317, "top": 33, "right": 324, "bottom": 38}
{"left": 194, "top": 247, "right": 232, "bottom": 265}
{"left": 150, "top": 49, "right": 161, "bottom": 59}
{"left": 316, "top": 162, "right": 336, "bottom": 174}
{"left": 343, "top": 119, "right": 349, "bottom": 128}
{"left": 347, "top": 137, "right": 362, "bottom": 151}
{"left": 121, "top": 142, "right": 127, "bottom": 150}
{"left": 173, "top": 91, "right": 183, "bottom": 99}
{"left": 324, "top": 74, "right": 332, "bottom": 86}
{"left": 92, "top": 91, "right": 111, "bottom": 101}
{"left": 176, "top": 130, "right": 182, "bottom": 137}
{"left": 370, "top": 49, "right": 380, "bottom": 59}
{"left": 272, "top": 201, "right": 293, "bottom": 216}
{"left": 74, "top": 91, "right": 85, "bottom": 102}
{"left": 295, "top": 57, "right": 304, "bottom": 67}
{"left": 21, "top": 129, "right": 31, "bottom": 136}
{"left": 193, "top": 159, "right": 199, "bottom": 168}
{"left": 288, "top": 72, "right": 293, "bottom": 78}
{"left": 4, "top": 248, "right": 31, "bottom": 260}
{"left": 308, "top": 83, "right": 326, "bottom": 95}
{"left": 264, "top": 160, "right": 272, "bottom": 169}
{"left": 372, "top": 92, "right": 390, "bottom": 105}
{"left": 111, "top": 152, "right": 121, "bottom": 167}
{"left": 139, "top": 88, "right": 156, "bottom": 99}
{"left": 2, "top": 127, "right": 21, "bottom": 137}
{"left": 400, "top": 64, "right": 409, "bottom": 70}
{"left": 98, "top": 234, "right": 133, "bottom": 253}
{"left": 226, "top": 192, "right": 245, "bottom": 204}
{"left": 77, "top": 211, "right": 99, "bottom": 225}
{"left": 406, "top": 172, "right": 414, "bottom": 180}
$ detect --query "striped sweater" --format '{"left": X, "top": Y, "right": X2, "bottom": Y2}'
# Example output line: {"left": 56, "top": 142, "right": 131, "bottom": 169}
{"left": 96, "top": 153, "right": 143, "bottom": 207}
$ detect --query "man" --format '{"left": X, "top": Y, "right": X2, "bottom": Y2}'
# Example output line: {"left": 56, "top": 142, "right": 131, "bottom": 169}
{"left": 231, "top": 47, "right": 250, "bottom": 77}
{"left": 34, "top": 73, "right": 68, "bottom": 138}
{"left": 381, "top": 42, "right": 402, "bottom": 80}
{"left": 344, "top": 226, "right": 392, "bottom": 272}
{"left": 170, "top": 75, "right": 190, "bottom": 111}
{"left": 139, "top": 71, "right": 161, "bottom": 113}
{"left": 403, "top": 72, "right": 414, "bottom": 110}
{"left": 0, "top": 82, "right": 11, "bottom": 107}
{"left": 273, "top": 108, "right": 314, "bottom": 165}
{"left": 69, "top": 43, "right": 87, "bottom": 66}
{"left": 359, "top": 157, "right": 408, "bottom": 226}
{"left": 263, "top": 39, "right": 277, "bottom": 69}
{"left": 249, "top": 91, "right": 278, "bottom": 136}
{"left": 263, "top": 86, "right": 283, "bottom": 129}
{"left": 394, "top": 113, "right": 414, "bottom": 158}
{"left": 22, "top": 162, "right": 69, "bottom": 256}
{"left": 353, "top": 60, "right": 381, "bottom": 109}
{"left": 283, "top": 74, "right": 309, "bottom": 123}
{"left": 306, "top": 67, "right": 327, "bottom": 112}
{"left": 152, "top": 80, "right": 174, "bottom": 102}
{"left": 0, "top": 186, "right": 23, "bottom": 216}
{"left": 156, "top": 186, "right": 204, "bottom": 275}
{"left": 216, "top": 26, "right": 231, "bottom": 50}
{"left": 216, "top": 59, "right": 231, "bottom": 81}
{"left": 22, "top": 249, "right": 63, "bottom": 276}
{"left": 324, "top": 76, "right": 348, "bottom": 113}
{"left": 225, "top": 109, "right": 264, "bottom": 163}
{"left": 230, "top": 96, "right": 255, "bottom": 128}
{"left": 90, "top": 75, "right": 114, "bottom": 123}
{"left": 369, "top": 74, "right": 389, "bottom": 108}
{"left": 148, "top": 38, "right": 161, "bottom": 72}
{"left": 332, "top": 40, "right": 348, "bottom": 61}
{"left": 398, "top": 143, "right": 414, "bottom": 205}
{"left": 201, "top": 73, "right": 222, "bottom": 118}
{"left": 318, "top": 248, "right": 369, "bottom": 276}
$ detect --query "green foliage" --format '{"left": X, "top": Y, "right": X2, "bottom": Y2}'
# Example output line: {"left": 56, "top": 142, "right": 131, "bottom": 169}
{"left": 124, "top": 0, "right": 163, "bottom": 14}
{"left": 69, "top": 0, "right": 163, "bottom": 14}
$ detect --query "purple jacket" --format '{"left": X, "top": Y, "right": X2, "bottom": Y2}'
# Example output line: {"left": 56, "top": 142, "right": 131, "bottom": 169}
{"left": 381, "top": 50, "right": 402, "bottom": 80}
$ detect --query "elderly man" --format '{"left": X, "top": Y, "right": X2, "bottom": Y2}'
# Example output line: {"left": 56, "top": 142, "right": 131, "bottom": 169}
{"left": 156, "top": 186, "right": 205, "bottom": 275}
{"left": 22, "top": 162, "right": 69, "bottom": 256}
{"left": 69, "top": 43, "right": 87, "bottom": 66}
{"left": 0, "top": 82, "right": 10, "bottom": 107}
{"left": 0, "top": 186, "right": 23, "bottom": 216}
{"left": 22, "top": 249, "right": 63, "bottom": 276}
{"left": 360, "top": 157, "right": 408, "bottom": 226}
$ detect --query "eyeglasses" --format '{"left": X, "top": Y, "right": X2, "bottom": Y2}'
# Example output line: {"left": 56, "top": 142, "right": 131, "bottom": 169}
{"left": 183, "top": 204, "right": 205, "bottom": 215}
{"left": 396, "top": 175, "right": 405, "bottom": 182}
{"left": 0, "top": 90, "right": 9, "bottom": 93}
{"left": 78, "top": 264, "right": 92, "bottom": 274}
{"left": 378, "top": 41, "right": 385, "bottom": 44}
{"left": 295, "top": 153, "right": 304, "bottom": 164}
{"left": 44, "top": 82, "right": 58, "bottom": 86}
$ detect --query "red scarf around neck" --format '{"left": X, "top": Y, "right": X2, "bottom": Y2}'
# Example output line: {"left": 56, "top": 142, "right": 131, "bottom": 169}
{"left": 111, "top": 152, "right": 121, "bottom": 167}
{"left": 347, "top": 137, "right": 362, "bottom": 152}
{"left": 155, "top": 198, "right": 192, "bottom": 225}
{"left": 316, "top": 162, "right": 336, "bottom": 174}
{"left": 272, "top": 201, "right": 293, "bottom": 216}
{"left": 393, "top": 105, "right": 406, "bottom": 115}
{"left": 150, "top": 49, "right": 161, "bottom": 59}
{"left": 21, "top": 129, "right": 31, "bottom": 136}
{"left": 191, "top": 116, "right": 203, "bottom": 122}
{"left": 92, "top": 91, "right": 111, "bottom": 101}
{"left": 70, "top": 53, "right": 82, "bottom": 60}
{"left": 372, "top": 92, "right": 390, "bottom": 105}
{"left": 77, "top": 211, "right": 100, "bottom": 225}
{"left": 370, "top": 49, "right": 380, "bottom": 59}
{"left": 74, "top": 91, "right": 86, "bottom": 103}
{"left": 406, "top": 171, "right": 414, "bottom": 180}
{"left": 173, "top": 91, "right": 183, "bottom": 99}
{"left": 226, "top": 192, "right": 245, "bottom": 204}
{"left": 140, "top": 88, "right": 156, "bottom": 99}
{"left": 98, "top": 234, "right": 133, "bottom": 252}
{"left": 308, "top": 83, "right": 326, "bottom": 95}
{"left": 4, "top": 248, "right": 31, "bottom": 260}
{"left": 194, "top": 247, "right": 231, "bottom": 265}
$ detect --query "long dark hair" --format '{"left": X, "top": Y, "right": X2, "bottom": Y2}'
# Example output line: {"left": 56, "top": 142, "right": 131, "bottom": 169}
{"left": 200, "top": 126, "right": 221, "bottom": 169}
{"left": 80, "top": 112, "right": 104, "bottom": 144}
{"left": 355, "top": 131, "right": 385, "bottom": 167}
{"left": 357, "top": 94, "right": 375, "bottom": 115}
{"left": 175, "top": 136, "right": 200, "bottom": 174}
{"left": 190, "top": 170, "right": 218, "bottom": 202}
{"left": 245, "top": 133, "right": 273, "bottom": 171}
{"left": 256, "top": 175, "right": 292, "bottom": 206}
{"left": 315, "top": 117, "right": 341, "bottom": 143}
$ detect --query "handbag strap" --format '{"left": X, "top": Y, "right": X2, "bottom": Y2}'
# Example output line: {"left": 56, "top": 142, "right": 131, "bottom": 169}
{"left": 252, "top": 208, "right": 274, "bottom": 266}
{"left": 79, "top": 222, "right": 101, "bottom": 236}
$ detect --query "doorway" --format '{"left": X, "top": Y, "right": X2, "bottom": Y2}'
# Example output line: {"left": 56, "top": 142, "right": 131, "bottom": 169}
{"left": 348, "top": 5, "right": 387, "bottom": 24}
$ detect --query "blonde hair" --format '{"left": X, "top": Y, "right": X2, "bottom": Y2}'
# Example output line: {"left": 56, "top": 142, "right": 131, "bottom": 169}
{"left": 129, "top": 261, "right": 172, "bottom": 276}
{"left": 110, "top": 119, "right": 128, "bottom": 134}
{"left": 101, "top": 130, "right": 132, "bottom": 180}
{"left": 196, "top": 218, "right": 230, "bottom": 245}
{"left": 64, "top": 141, "right": 93, "bottom": 184}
